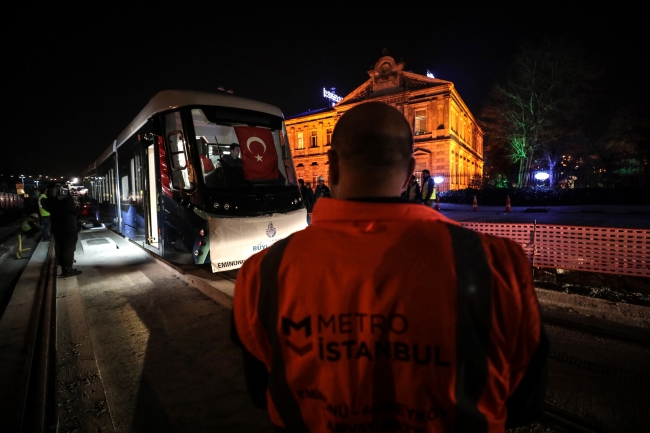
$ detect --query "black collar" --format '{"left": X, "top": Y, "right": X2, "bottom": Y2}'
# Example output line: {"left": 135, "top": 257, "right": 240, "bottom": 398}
{"left": 346, "top": 196, "right": 409, "bottom": 203}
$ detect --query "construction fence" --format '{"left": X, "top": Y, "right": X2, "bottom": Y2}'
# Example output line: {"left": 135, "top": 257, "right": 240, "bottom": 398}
{"left": 461, "top": 222, "right": 650, "bottom": 278}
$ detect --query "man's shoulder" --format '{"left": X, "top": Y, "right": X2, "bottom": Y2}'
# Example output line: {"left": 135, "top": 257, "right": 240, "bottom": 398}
{"left": 469, "top": 229, "right": 529, "bottom": 267}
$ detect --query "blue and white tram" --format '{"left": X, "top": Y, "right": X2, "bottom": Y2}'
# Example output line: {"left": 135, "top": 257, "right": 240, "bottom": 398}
{"left": 83, "top": 90, "right": 307, "bottom": 272}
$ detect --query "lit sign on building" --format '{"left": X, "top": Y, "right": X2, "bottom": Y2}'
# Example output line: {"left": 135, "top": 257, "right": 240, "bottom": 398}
{"left": 323, "top": 88, "right": 343, "bottom": 104}
{"left": 426, "top": 70, "right": 435, "bottom": 79}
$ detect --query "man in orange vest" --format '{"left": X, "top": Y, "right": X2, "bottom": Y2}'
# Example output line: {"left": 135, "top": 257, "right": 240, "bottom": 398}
{"left": 232, "top": 102, "right": 548, "bottom": 432}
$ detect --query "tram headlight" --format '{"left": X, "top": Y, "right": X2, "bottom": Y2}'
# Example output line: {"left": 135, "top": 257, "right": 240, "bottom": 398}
{"left": 224, "top": 204, "right": 230, "bottom": 210}
{"left": 213, "top": 202, "right": 220, "bottom": 209}
{"left": 194, "top": 250, "right": 200, "bottom": 256}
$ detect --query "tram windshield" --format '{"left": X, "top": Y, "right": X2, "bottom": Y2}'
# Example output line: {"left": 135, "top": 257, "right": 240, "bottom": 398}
{"left": 191, "top": 108, "right": 297, "bottom": 189}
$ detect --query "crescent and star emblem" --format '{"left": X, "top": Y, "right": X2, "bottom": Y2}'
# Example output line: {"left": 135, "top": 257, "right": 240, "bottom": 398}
{"left": 246, "top": 137, "right": 266, "bottom": 162}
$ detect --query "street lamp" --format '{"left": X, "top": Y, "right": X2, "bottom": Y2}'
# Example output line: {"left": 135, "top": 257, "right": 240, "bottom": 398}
{"left": 535, "top": 172, "right": 549, "bottom": 187}
{"left": 534, "top": 172, "right": 549, "bottom": 181}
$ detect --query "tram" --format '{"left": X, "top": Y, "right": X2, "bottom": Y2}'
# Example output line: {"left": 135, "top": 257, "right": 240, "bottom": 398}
{"left": 83, "top": 90, "right": 307, "bottom": 272}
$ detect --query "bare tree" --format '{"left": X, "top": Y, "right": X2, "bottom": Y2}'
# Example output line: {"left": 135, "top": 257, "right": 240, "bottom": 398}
{"left": 481, "top": 38, "right": 598, "bottom": 187}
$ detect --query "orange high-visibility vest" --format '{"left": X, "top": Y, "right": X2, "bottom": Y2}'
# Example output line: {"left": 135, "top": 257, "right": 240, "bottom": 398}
{"left": 234, "top": 198, "right": 546, "bottom": 433}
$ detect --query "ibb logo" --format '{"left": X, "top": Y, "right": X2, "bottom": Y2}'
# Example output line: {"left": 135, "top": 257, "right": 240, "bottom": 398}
{"left": 266, "top": 222, "right": 276, "bottom": 238}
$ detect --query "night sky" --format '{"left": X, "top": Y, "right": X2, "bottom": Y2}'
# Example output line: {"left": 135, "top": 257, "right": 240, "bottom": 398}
{"left": 3, "top": 5, "right": 646, "bottom": 182}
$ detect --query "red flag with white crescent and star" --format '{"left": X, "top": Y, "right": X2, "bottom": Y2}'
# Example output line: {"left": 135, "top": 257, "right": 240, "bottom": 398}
{"left": 234, "top": 126, "right": 279, "bottom": 180}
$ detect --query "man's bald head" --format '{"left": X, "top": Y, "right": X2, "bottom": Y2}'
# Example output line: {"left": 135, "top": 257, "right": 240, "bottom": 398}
{"left": 327, "top": 102, "right": 415, "bottom": 199}
{"left": 331, "top": 102, "right": 413, "bottom": 174}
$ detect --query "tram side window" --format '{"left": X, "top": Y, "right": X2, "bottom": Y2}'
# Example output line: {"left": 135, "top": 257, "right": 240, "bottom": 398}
{"left": 165, "top": 112, "right": 193, "bottom": 190}
{"left": 121, "top": 175, "right": 129, "bottom": 201}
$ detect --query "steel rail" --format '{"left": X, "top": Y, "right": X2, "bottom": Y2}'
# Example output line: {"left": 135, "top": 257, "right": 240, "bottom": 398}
{"left": 543, "top": 315, "right": 650, "bottom": 347}
{"left": 541, "top": 404, "right": 615, "bottom": 433}
{"left": 18, "top": 241, "right": 57, "bottom": 432}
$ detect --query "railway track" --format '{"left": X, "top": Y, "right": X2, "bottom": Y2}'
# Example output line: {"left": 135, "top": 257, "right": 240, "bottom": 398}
{"left": 538, "top": 313, "right": 650, "bottom": 433}
{"left": 0, "top": 240, "right": 58, "bottom": 432}
{"left": 541, "top": 404, "right": 616, "bottom": 433}
{"left": 543, "top": 315, "right": 650, "bottom": 347}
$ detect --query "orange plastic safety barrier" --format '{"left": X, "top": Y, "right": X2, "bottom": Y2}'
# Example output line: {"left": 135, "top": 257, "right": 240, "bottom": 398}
{"left": 461, "top": 222, "right": 649, "bottom": 277}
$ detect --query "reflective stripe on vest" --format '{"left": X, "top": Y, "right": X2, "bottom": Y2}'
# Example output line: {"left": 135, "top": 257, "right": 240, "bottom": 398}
{"left": 257, "top": 226, "right": 492, "bottom": 432}
{"left": 447, "top": 223, "right": 492, "bottom": 432}
{"left": 38, "top": 194, "right": 50, "bottom": 217}
{"left": 21, "top": 220, "right": 32, "bottom": 231}
{"left": 258, "top": 235, "right": 310, "bottom": 432}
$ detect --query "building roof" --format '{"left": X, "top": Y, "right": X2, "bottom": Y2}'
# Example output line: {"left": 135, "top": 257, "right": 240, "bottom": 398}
{"left": 285, "top": 106, "right": 334, "bottom": 120}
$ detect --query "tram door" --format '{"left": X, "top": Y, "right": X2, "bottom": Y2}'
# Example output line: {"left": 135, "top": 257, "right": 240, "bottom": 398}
{"left": 143, "top": 142, "right": 159, "bottom": 249}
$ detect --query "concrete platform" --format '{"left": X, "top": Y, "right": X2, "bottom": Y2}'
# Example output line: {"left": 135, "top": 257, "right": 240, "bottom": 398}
{"left": 54, "top": 228, "right": 272, "bottom": 432}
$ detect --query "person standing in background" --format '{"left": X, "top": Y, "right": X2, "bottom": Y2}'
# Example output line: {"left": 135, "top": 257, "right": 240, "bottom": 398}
{"left": 38, "top": 188, "right": 52, "bottom": 241}
{"left": 298, "top": 178, "right": 314, "bottom": 224}
{"left": 421, "top": 169, "right": 436, "bottom": 207}
{"left": 402, "top": 174, "right": 420, "bottom": 201}
{"left": 47, "top": 183, "right": 82, "bottom": 278}
{"left": 313, "top": 175, "right": 331, "bottom": 204}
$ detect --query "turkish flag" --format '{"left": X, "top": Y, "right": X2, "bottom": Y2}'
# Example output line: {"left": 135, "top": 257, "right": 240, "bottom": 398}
{"left": 234, "top": 126, "right": 279, "bottom": 180}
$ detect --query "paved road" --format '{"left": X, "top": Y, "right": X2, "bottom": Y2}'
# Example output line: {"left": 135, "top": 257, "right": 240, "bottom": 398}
{"left": 437, "top": 204, "right": 650, "bottom": 229}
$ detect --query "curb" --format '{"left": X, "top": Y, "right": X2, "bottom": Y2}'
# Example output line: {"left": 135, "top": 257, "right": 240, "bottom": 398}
{"left": 536, "top": 287, "right": 650, "bottom": 343}
{"left": 122, "top": 236, "right": 235, "bottom": 309}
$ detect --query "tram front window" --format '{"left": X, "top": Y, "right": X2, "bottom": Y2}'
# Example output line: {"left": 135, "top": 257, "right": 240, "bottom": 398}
{"left": 191, "top": 108, "right": 297, "bottom": 189}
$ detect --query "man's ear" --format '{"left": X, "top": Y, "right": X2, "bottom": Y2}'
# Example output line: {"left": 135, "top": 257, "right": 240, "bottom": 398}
{"left": 327, "top": 149, "right": 339, "bottom": 186}
{"left": 402, "top": 157, "right": 416, "bottom": 191}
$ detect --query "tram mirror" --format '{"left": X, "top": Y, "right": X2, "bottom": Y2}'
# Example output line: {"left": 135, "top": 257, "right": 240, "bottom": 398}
{"left": 167, "top": 131, "right": 188, "bottom": 170}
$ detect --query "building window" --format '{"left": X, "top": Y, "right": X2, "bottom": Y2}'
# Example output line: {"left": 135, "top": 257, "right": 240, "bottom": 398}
{"left": 326, "top": 128, "right": 332, "bottom": 145}
{"left": 310, "top": 130, "right": 318, "bottom": 147}
{"left": 297, "top": 132, "right": 304, "bottom": 149}
{"left": 414, "top": 109, "right": 427, "bottom": 135}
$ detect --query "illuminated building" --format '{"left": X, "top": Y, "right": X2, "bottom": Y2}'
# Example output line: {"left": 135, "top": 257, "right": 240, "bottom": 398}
{"left": 285, "top": 55, "right": 484, "bottom": 191}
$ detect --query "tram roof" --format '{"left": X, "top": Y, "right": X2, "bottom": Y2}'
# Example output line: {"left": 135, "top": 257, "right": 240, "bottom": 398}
{"left": 116, "top": 90, "right": 285, "bottom": 148}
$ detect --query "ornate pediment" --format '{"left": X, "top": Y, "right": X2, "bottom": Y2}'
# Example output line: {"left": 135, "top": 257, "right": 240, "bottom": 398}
{"left": 368, "top": 56, "right": 405, "bottom": 93}
{"left": 337, "top": 56, "right": 453, "bottom": 106}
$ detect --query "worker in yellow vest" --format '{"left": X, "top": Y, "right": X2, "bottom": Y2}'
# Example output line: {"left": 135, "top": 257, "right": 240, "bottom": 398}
{"left": 21, "top": 213, "right": 41, "bottom": 237}
{"left": 421, "top": 169, "right": 437, "bottom": 207}
{"left": 38, "top": 191, "right": 52, "bottom": 241}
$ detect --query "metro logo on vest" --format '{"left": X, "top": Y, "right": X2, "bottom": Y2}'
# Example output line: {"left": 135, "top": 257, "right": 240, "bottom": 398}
{"left": 282, "top": 316, "right": 314, "bottom": 356}
{"left": 234, "top": 126, "right": 279, "bottom": 180}
{"left": 280, "top": 313, "right": 451, "bottom": 366}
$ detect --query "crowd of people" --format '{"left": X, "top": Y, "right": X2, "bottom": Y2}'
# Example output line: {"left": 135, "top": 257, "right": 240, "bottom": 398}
{"left": 300, "top": 169, "right": 437, "bottom": 216}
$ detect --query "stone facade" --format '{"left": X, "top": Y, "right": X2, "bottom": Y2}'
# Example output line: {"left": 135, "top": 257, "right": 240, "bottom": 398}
{"left": 285, "top": 55, "right": 484, "bottom": 191}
